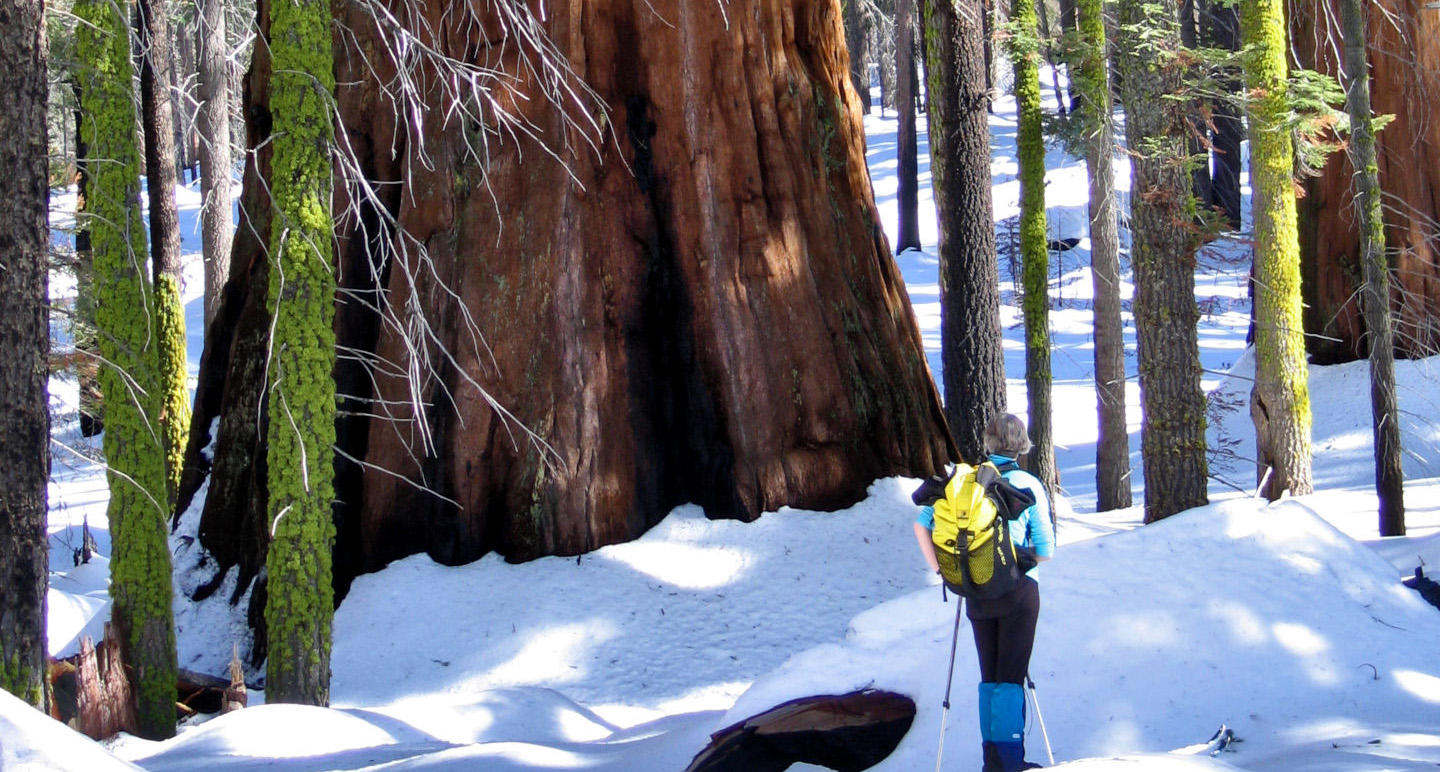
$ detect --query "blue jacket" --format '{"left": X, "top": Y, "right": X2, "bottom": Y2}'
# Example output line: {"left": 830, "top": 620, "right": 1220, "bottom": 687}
{"left": 917, "top": 454, "right": 1055, "bottom": 576}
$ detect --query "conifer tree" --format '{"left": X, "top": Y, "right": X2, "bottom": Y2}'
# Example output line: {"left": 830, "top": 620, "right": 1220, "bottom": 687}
{"left": 1073, "top": 0, "right": 1130, "bottom": 510}
{"left": 74, "top": 0, "right": 178, "bottom": 739}
{"left": 137, "top": 0, "right": 191, "bottom": 506}
{"left": 1339, "top": 0, "right": 1403, "bottom": 534}
{"left": 925, "top": 0, "right": 1008, "bottom": 460}
{"left": 895, "top": 0, "right": 922, "bottom": 253}
{"left": 0, "top": 0, "right": 51, "bottom": 711}
{"left": 196, "top": 0, "right": 233, "bottom": 328}
{"left": 1114, "top": 0, "right": 1209, "bottom": 522}
{"left": 1243, "top": 0, "right": 1313, "bottom": 499}
{"left": 1008, "top": 0, "right": 1057, "bottom": 493}
{"left": 263, "top": 0, "right": 339, "bottom": 706}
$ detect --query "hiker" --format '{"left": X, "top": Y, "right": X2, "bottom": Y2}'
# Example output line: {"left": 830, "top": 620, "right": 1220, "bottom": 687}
{"left": 913, "top": 413, "right": 1055, "bottom": 772}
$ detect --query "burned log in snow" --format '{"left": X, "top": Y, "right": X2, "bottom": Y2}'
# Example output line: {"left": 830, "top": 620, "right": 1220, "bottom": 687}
{"left": 685, "top": 690, "right": 916, "bottom": 772}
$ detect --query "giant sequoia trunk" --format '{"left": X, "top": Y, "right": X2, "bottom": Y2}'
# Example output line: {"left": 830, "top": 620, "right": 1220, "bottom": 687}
{"left": 178, "top": 0, "right": 952, "bottom": 608}
{"left": 1294, "top": 0, "right": 1440, "bottom": 363}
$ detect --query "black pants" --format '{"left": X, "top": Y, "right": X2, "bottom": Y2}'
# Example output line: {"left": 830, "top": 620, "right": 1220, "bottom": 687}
{"left": 967, "top": 577, "right": 1041, "bottom": 771}
{"left": 966, "top": 576, "right": 1040, "bottom": 685}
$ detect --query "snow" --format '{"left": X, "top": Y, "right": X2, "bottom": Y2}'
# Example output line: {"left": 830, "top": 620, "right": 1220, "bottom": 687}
{"left": 6, "top": 71, "right": 1440, "bottom": 772}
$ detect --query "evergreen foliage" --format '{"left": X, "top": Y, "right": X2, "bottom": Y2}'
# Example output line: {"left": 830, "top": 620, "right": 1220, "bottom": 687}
{"left": 263, "top": 0, "right": 339, "bottom": 706}
{"left": 73, "top": 0, "right": 178, "bottom": 739}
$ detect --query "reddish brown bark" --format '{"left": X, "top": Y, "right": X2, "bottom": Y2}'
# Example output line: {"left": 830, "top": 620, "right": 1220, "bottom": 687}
{"left": 1294, "top": 0, "right": 1440, "bottom": 362}
{"left": 179, "top": 0, "right": 951, "bottom": 609}
{"left": 74, "top": 627, "right": 138, "bottom": 740}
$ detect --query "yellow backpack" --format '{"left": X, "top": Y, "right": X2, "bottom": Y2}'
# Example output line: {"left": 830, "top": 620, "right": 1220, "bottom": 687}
{"left": 918, "top": 462, "right": 1037, "bottom": 600}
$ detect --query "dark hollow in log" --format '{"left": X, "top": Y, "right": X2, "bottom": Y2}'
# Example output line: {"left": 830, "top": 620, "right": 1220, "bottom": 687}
{"left": 684, "top": 689, "right": 916, "bottom": 772}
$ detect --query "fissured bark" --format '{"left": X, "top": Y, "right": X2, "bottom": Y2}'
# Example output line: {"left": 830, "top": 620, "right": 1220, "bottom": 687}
{"left": 179, "top": 0, "right": 952, "bottom": 602}
{"left": 1294, "top": 0, "right": 1440, "bottom": 363}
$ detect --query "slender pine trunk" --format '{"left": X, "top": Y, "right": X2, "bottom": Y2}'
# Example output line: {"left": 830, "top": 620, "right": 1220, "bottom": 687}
{"left": 197, "top": 0, "right": 234, "bottom": 329}
{"left": 1075, "top": 0, "right": 1131, "bottom": 511}
{"left": 1009, "top": 0, "right": 1058, "bottom": 495}
{"left": 137, "top": 0, "right": 192, "bottom": 507}
{"left": 1339, "top": 0, "right": 1404, "bottom": 535}
{"left": 896, "top": 0, "right": 923, "bottom": 253}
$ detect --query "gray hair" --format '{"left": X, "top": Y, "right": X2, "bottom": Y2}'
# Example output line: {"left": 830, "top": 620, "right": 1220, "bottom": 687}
{"left": 983, "top": 413, "right": 1033, "bottom": 457}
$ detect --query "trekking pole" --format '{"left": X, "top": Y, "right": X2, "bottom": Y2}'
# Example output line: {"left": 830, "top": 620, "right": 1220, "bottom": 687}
{"left": 1025, "top": 675, "right": 1055, "bottom": 765}
{"left": 934, "top": 596, "right": 965, "bottom": 772}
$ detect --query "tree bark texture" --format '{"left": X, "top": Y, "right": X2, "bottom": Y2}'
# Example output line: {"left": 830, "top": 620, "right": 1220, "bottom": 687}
{"left": 1011, "top": 0, "right": 1058, "bottom": 497}
{"left": 1245, "top": 0, "right": 1313, "bottom": 500}
{"left": 845, "top": 0, "right": 875, "bottom": 113}
{"left": 1209, "top": 3, "right": 1243, "bottom": 229}
{"left": 1340, "top": 0, "right": 1405, "bottom": 536}
{"left": 74, "top": 0, "right": 179, "bottom": 738}
{"left": 1115, "top": 0, "right": 1209, "bottom": 522}
{"left": 1293, "top": 0, "right": 1440, "bottom": 363}
{"left": 0, "top": 0, "right": 51, "bottom": 710}
{"left": 1179, "top": 0, "right": 1212, "bottom": 212}
{"left": 178, "top": 0, "right": 953, "bottom": 606}
{"left": 196, "top": 0, "right": 234, "bottom": 329}
{"left": 895, "top": 0, "right": 923, "bottom": 252}
{"left": 137, "top": 0, "right": 192, "bottom": 507}
{"left": 263, "top": 0, "right": 338, "bottom": 707}
{"left": 925, "top": 0, "right": 1008, "bottom": 462}
{"left": 1075, "top": 0, "right": 1130, "bottom": 511}
{"left": 75, "top": 629, "right": 139, "bottom": 740}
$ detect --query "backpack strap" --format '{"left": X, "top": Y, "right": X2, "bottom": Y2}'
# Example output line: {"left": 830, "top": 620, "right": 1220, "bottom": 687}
{"left": 992, "top": 459, "right": 1020, "bottom": 474}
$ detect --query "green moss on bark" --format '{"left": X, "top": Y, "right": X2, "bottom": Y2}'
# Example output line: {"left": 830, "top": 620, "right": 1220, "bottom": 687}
{"left": 73, "top": 0, "right": 178, "bottom": 740}
{"left": 263, "top": 0, "right": 338, "bottom": 707}
{"left": 154, "top": 273, "right": 190, "bottom": 504}
{"left": 1244, "top": 0, "right": 1313, "bottom": 497}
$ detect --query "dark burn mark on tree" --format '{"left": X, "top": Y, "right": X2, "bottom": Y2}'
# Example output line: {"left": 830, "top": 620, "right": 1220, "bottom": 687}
{"left": 624, "top": 95, "right": 744, "bottom": 525}
{"left": 332, "top": 161, "right": 399, "bottom": 600}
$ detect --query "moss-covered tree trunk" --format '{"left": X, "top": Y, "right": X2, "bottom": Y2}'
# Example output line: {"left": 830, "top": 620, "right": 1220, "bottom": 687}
{"left": 137, "top": 0, "right": 191, "bottom": 506}
{"left": 176, "top": 0, "right": 952, "bottom": 627}
{"left": 1340, "top": 0, "right": 1404, "bottom": 535}
{"left": 1075, "top": 0, "right": 1130, "bottom": 511}
{"left": 1115, "top": 0, "right": 1209, "bottom": 522}
{"left": 1244, "top": 0, "right": 1313, "bottom": 500}
{"left": 1294, "top": 0, "right": 1440, "bottom": 363}
{"left": 1009, "top": 0, "right": 1057, "bottom": 494}
{"left": 262, "top": 0, "right": 337, "bottom": 706}
{"left": 0, "top": 0, "right": 50, "bottom": 711}
{"left": 925, "top": 0, "right": 1007, "bottom": 461}
{"left": 74, "top": 0, "right": 178, "bottom": 739}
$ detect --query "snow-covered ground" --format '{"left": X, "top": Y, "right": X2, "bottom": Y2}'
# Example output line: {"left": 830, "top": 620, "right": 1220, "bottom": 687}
{"left": 6, "top": 72, "right": 1440, "bottom": 772}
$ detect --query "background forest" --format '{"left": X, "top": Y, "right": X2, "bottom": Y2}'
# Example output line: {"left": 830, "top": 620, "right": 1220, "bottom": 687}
{"left": 2, "top": 0, "right": 1440, "bottom": 770}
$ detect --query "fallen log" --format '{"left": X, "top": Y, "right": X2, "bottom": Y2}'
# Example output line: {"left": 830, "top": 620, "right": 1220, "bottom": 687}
{"left": 684, "top": 689, "right": 915, "bottom": 772}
